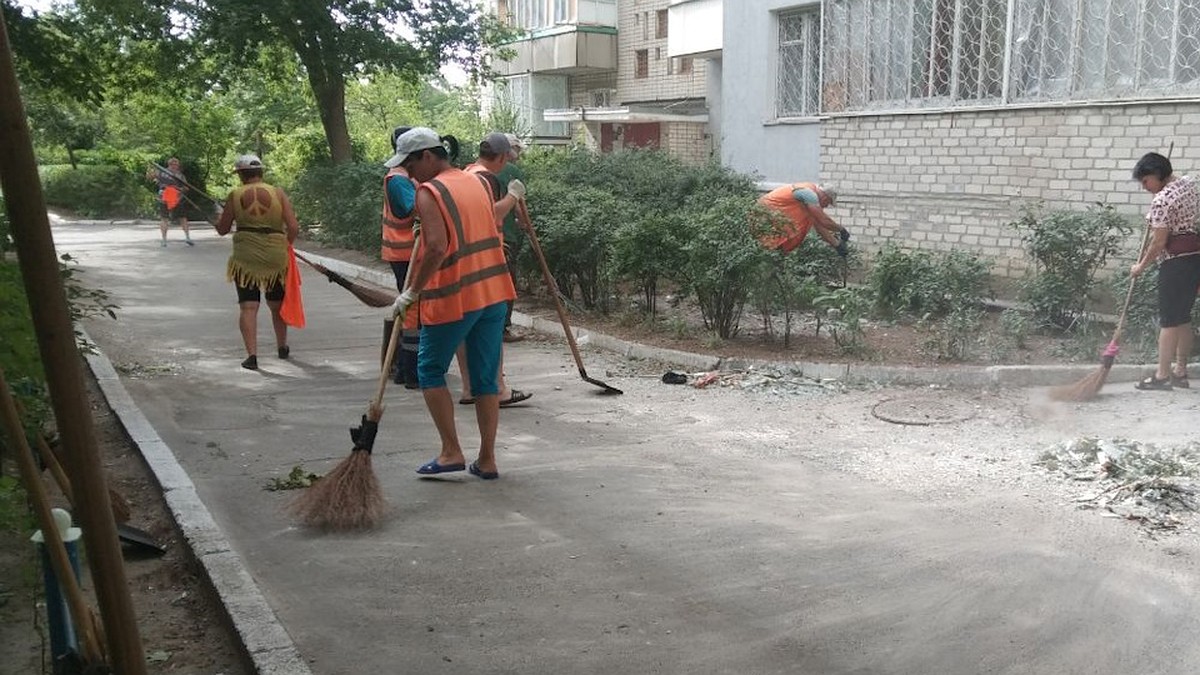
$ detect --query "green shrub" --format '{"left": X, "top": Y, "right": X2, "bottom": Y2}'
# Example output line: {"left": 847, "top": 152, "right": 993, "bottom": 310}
{"left": 1013, "top": 204, "right": 1132, "bottom": 330}
{"left": 677, "top": 199, "right": 775, "bottom": 339}
{"left": 999, "top": 308, "right": 1030, "bottom": 349}
{"left": 923, "top": 306, "right": 984, "bottom": 361}
{"left": 610, "top": 211, "right": 691, "bottom": 316}
{"left": 292, "top": 162, "right": 387, "bottom": 252}
{"left": 751, "top": 237, "right": 844, "bottom": 346}
{"left": 40, "top": 164, "right": 154, "bottom": 218}
{"left": 868, "top": 245, "right": 991, "bottom": 319}
{"left": 814, "top": 286, "right": 870, "bottom": 353}
{"left": 526, "top": 183, "right": 622, "bottom": 311}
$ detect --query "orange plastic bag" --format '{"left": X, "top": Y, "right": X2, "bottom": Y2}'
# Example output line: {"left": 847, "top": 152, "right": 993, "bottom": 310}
{"left": 162, "top": 185, "right": 181, "bottom": 210}
{"left": 280, "top": 245, "right": 306, "bottom": 328}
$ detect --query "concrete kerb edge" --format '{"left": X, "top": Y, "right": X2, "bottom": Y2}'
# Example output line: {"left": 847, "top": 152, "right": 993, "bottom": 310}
{"left": 304, "top": 252, "right": 1163, "bottom": 390}
{"left": 81, "top": 331, "right": 314, "bottom": 675}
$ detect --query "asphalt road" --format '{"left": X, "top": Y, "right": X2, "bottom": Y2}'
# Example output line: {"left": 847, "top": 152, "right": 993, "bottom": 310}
{"left": 57, "top": 217, "right": 1200, "bottom": 675}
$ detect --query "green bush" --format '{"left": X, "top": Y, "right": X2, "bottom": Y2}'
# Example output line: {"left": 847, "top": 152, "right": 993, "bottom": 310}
{"left": 868, "top": 245, "right": 991, "bottom": 319}
{"left": 814, "top": 286, "right": 870, "bottom": 352}
{"left": 610, "top": 211, "right": 691, "bottom": 316}
{"left": 677, "top": 198, "right": 775, "bottom": 339}
{"left": 526, "top": 183, "right": 622, "bottom": 311}
{"left": 751, "top": 237, "right": 845, "bottom": 346}
{"left": 40, "top": 164, "right": 154, "bottom": 218}
{"left": 292, "top": 162, "right": 387, "bottom": 252}
{"left": 1013, "top": 204, "right": 1132, "bottom": 330}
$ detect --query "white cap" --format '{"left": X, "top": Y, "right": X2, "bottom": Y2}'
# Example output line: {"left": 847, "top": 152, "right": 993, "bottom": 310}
{"left": 232, "top": 154, "right": 265, "bottom": 173}
{"left": 385, "top": 127, "right": 443, "bottom": 168}
{"left": 504, "top": 133, "right": 524, "bottom": 159}
{"left": 818, "top": 184, "right": 838, "bottom": 205}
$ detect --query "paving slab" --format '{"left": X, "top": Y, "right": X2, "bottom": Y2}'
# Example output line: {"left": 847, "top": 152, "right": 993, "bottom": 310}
{"left": 55, "top": 217, "right": 1200, "bottom": 675}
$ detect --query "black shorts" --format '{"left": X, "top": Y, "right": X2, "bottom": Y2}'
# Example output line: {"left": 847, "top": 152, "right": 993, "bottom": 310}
{"left": 1157, "top": 254, "right": 1200, "bottom": 327}
{"left": 236, "top": 280, "right": 284, "bottom": 304}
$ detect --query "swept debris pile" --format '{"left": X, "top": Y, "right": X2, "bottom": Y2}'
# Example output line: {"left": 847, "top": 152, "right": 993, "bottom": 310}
{"left": 662, "top": 367, "right": 844, "bottom": 395}
{"left": 1037, "top": 438, "right": 1200, "bottom": 531}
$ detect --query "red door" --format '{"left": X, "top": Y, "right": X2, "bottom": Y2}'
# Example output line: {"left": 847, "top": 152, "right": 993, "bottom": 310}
{"left": 622, "top": 123, "right": 661, "bottom": 149}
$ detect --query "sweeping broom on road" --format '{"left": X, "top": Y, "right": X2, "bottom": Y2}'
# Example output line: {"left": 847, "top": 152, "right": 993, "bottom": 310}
{"left": 289, "top": 237, "right": 420, "bottom": 530}
{"left": 292, "top": 251, "right": 397, "bottom": 308}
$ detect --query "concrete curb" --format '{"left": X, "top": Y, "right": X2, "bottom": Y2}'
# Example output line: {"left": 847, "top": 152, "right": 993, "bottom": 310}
{"left": 296, "top": 249, "right": 1164, "bottom": 389}
{"left": 84, "top": 334, "right": 312, "bottom": 675}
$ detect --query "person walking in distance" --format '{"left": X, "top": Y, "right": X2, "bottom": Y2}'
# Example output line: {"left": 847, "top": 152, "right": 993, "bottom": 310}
{"left": 215, "top": 155, "right": 300, "bottom": 371}
{"left": 757, "top": 182, "right": 849, "bottom": 257}
{"left": 146, "top": 157, "right": 193, "bottom": 247}
{"left": 458, "top": 132, "right": 532, "bottom": 407}
{"left": 386, "top": 127, "right": 516, "bottom": 480}
{"left": 1129, "top": 151, "right": 1200, "bottom": 391}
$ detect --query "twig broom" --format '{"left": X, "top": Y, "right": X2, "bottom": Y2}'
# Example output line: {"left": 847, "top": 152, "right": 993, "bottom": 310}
{"left": 1051, "top": 143, "right": 1172, "bottom": 402}
{"left": 288, "top": 237, "right": 419, "bottom": 530}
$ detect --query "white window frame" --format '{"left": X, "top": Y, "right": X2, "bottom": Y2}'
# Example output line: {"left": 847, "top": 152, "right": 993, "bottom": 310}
{"left": 776, "top": 7, "right": 823, "bottom": 118}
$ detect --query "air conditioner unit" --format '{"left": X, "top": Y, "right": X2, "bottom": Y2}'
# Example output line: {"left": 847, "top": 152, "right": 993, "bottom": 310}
{"left": 590, "top": 89, "right": 615, "bottom": 107}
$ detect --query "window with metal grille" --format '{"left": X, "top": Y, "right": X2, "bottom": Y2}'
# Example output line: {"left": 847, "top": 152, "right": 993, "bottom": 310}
{"left": 635, "top": 49, "right": 649, "bottom": 78}
{"left": 777, "top": 9, "right": 822, "bottom": 117}
{"left": 821, "top": 0, "right": 1200, "bottom": 113}
{"left": 657, "top": 9, "right": 669, "bottom": 38}
{"left": 679, "top": 56, "right": 694, "bottom": 75}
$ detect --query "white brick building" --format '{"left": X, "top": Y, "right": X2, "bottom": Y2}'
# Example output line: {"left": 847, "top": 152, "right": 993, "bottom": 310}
{"left": 707, "top": 1, "right": 1200, "bottom": 276}
{"left": 490, "top": 0, "right": 713, "bottom": 163}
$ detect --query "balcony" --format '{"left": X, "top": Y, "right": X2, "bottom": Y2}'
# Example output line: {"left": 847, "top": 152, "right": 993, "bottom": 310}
{"left": 667, "top": 0, "right": 722, "bottom": 59}
{"left": 494, "top": 25, "right": 616, "bottom": 76}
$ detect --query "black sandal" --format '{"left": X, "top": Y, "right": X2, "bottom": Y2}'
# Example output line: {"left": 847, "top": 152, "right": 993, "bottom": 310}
{"left": 1172, "top": 372, "right": 1190, "bottom": 389}
{"left": 1135, "top": 375, "right": 1173, "bottom": 391}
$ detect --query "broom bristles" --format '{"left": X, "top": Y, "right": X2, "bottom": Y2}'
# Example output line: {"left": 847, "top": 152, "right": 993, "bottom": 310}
{"left": 1049, "top": 366, "right": 1111, "bottom": 402}
{"left": 297, "top": 254, "right": 397, "bottom": 308}
{"left": 288, "top": 450, "right": 385, "bottom": 531}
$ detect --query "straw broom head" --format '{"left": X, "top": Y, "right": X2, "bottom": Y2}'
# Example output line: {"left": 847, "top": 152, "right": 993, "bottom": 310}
{"left": 288, "top": 450, "right": 385, "bottom": 531}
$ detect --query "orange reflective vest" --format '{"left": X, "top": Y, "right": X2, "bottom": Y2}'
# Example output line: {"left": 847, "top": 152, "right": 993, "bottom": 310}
{"left": 381, "top": 167, "right": 417, "bottom": 262}
{"left": 758, "top": 182, "right": 820, "bottom": 253}
{"left": 464, "top": 163, "right": 505, "bottom": 233}
{"left": 418, "top": 169, "right": 516, "bottom": 326}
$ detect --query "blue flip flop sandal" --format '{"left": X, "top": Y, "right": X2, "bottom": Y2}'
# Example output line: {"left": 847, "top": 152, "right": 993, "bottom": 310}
{"left": 416, "top": 458, "right": 466, "bottom": 475}
{"left": 469, "top": 461, "right": 499, "bottom": 480}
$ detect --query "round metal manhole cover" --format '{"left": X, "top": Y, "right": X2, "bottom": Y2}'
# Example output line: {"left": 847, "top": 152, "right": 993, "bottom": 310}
{"left": 871, "top": 394, "right": 979, "bottom": 426}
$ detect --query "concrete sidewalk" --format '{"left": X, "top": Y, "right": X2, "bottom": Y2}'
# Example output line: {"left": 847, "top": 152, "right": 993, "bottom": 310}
{"left": 59, "top": 218, "right": 1200, "bottom": 675}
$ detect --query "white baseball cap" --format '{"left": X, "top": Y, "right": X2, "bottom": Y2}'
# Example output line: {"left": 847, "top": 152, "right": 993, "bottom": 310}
{"left": 504, "top": 133, "right": 524, "bottom": 159}
{"left": 232, "top": 154, "right": 265, "bottom": 173}
{"left": 385, "top": 127, "right": 443, "bottom": 168}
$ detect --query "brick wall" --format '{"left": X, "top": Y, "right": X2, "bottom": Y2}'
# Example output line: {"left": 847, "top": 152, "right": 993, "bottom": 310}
{"left": 616, "top": 0, "right": 706, "bottom": 104}
{"left": 661, "top": 122, "right": 712, "bottom": 164}
{"left": 820, "top": 101, "right": 1200, "bottom": 278}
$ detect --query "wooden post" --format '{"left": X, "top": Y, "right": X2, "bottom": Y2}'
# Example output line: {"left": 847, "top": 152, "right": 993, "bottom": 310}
{"left": 0, "top": 13, "right": 148, "bottom": 675}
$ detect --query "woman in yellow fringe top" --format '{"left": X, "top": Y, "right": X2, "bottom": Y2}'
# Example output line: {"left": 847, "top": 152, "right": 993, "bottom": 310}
{"left": 215, "top": 154, "right": 299, "bottom": 370}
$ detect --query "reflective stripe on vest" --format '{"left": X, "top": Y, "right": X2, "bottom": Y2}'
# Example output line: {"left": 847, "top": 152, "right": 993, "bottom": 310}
{"left": 418, "top": 170, "right": 515, "bottom": 326}
{"left": 381, "top": 167, "right": 417, "bottom": 262}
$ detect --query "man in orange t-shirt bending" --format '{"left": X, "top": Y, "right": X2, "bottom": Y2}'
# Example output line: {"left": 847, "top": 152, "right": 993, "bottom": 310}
{"left": 758, "top": 182, "right": 850, "bottom": 257}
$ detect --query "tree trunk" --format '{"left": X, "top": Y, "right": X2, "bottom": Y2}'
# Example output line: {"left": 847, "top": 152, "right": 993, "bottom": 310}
{"left": 66, "top": 146, "right": 77, "bottom": 170}
{"left": 309, "top": 72, "right": 352, "bottom": 164}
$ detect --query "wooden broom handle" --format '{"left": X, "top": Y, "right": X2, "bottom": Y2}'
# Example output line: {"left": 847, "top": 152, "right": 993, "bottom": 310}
{"left": 515, "top": 199, "right": 590, "bottom": 375}
{"left": 371, "top": 235, "right": 420, "bottom": 411}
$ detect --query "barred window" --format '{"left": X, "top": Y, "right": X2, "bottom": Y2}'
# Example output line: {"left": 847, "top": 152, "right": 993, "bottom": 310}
{"left": 822, "top": 0, "right": 1200, "bottom": 113}
{"left": 777, "top": 9, "right": 822, "bottom": 117}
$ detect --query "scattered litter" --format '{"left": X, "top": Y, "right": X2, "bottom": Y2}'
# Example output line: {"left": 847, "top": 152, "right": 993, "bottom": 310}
{"left": 661, "top": 371, "right": 688, "bottom": 385}
{"left": 264, "top": 465, "right": 322, "bottom": 491}
{"left": 1038, "top": 438, "right": 1200, "bottom": 531}
{"left": 692, "top": 372, "right": 720, "bottom": 389}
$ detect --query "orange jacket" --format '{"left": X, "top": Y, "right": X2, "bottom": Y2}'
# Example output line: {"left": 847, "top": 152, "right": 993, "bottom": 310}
{"left": 381, "top": 167, "right": 417, "bottom": 262}
{"left": 418, "top": 169, "right": 516, "bottom": 326}
{"left": 758, "top": 182, "right": 820, "bottom": 253}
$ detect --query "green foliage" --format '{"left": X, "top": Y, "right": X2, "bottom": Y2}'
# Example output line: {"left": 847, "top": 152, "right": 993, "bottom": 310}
{"left": 751, "top": 238, "right": 843, "bottom": 347}
{"left": 610, "top": 212, "right": 690, "bottom": 316}
{"left": 292, "top": 162, "right": 387, "bottom": 251}
{"left": 1013, "top": 204, "right": 1133, "bottom": 330}
{"left": 922, "top": 306, "right": 985, "bottom": 362}
{"left": 999, "top": 308, "right": 1031, "bottom": 349}
{"left": 678, "top": 198, "right": 775, "bottom": 339}
{"left": 814, "top": 287, "right": 870, "bottom": 352}
{"left": 40, "top": 164, "right": 154, "bottom": 218}
{"left": 526, "top": 184, "right": 622, "bottom": 311}
{"left": 868, "top": 245, "right": 991, "bottom": 319}
{"left": 0, "top": 476, "right": 34, "bottom": 535}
